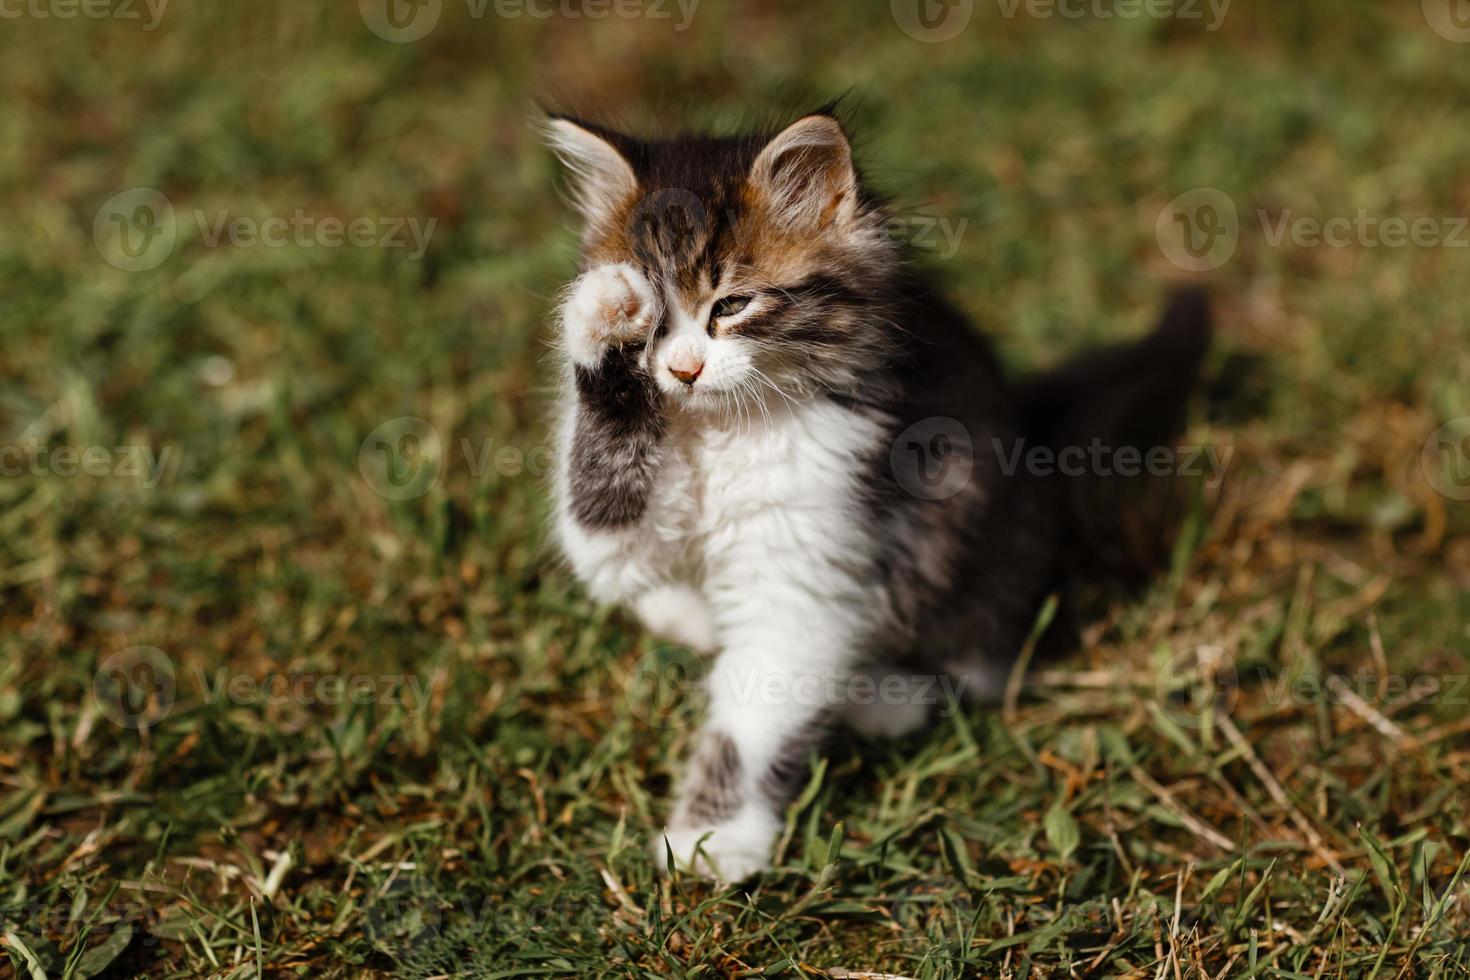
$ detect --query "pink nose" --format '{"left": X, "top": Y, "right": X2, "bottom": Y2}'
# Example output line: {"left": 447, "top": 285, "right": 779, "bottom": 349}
{"left": 668, "top": 360, "right": 704, "bottom": 385}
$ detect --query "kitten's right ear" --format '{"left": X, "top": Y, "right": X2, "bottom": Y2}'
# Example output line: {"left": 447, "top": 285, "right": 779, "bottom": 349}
{"left": 542, "top": 117, "right": 638, "bottom": 226}
{"left": 750, "top": 114, "right": 857, "bottom": 231}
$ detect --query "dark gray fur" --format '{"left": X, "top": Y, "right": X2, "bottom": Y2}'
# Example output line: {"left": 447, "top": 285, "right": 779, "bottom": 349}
{"left": 672, "top": 732, "right": 744, "bottom": 826}
{"left": 569, "top": 344, "right": 665, "bottom": 530}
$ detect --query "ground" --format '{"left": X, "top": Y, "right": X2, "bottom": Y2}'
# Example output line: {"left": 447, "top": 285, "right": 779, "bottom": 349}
{"left": 2, "top": 1, "right": 1470, "bottom": 977}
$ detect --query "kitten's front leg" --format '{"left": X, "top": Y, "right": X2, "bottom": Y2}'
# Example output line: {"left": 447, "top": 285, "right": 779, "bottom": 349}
{"left": 553, "top": 264, "right": 667, "bottom": 603}
{"left": 657, "top": 594, "right": 862, "bottom": 881}
{"left": 555, "top": 266, "right": 717, "bottom": 650}
{"left": 558, "top": 263, "right": 664, "bottom": 531}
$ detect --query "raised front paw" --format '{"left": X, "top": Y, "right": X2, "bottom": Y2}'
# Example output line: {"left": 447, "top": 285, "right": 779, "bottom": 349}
{"left": 561, "top": 262, "right": 660, "bottom": 368}
{"left": 653, "top": 817, "right": 778, "bottom": 882}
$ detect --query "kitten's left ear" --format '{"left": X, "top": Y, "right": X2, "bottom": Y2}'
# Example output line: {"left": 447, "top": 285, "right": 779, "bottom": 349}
{"left": 750, "top": 114, "right": 857, "bottom": 230}
{"left": 543, "top": 116, "right": 639, "bottom": 227}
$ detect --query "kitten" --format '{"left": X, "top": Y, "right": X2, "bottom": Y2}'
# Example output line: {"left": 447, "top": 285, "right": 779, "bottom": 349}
{"left": 545, "top": 108, "right": 1210, "bottom": 880}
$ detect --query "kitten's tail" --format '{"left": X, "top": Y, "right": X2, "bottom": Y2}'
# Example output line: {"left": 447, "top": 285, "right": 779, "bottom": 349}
{"left": 1014, "top": 288, "right": 1214, "bottom": 581}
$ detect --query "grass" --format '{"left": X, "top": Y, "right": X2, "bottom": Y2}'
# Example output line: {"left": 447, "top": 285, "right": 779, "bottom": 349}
{"left": 2, "top": 0, "right": 1470, "bottom": 976}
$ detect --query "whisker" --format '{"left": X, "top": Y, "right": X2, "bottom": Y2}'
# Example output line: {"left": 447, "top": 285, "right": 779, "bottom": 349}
{"left": 747, "top": 366, "right": 801, "bottom": 415}
{"left": 740, "top": 377, "right": 772, "bottom": 439}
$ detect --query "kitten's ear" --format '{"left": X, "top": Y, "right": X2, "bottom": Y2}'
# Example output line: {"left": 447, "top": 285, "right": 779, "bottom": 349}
{"left": 750, "top": 114, "right": 857, "bottom": 230}
{"left": 543, "top": 117, "right": 638, "bottom": 225}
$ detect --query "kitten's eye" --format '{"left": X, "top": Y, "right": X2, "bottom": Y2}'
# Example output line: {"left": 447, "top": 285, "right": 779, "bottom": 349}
{"left": 711, "top": 295, "right": 752, "bottom": 320}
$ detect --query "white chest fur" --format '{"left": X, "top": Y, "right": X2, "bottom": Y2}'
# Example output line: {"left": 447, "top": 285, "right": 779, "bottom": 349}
{"left": 654, "top": 397, "right": 876, "bottom": 581}
{"left": 554, "top": 393, "right": 883, "bottom": 620}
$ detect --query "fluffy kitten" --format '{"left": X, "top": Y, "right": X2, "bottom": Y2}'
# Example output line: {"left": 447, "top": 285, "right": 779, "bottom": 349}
{"left": 545, "top": 108, "right": 1210, "bottom": 880}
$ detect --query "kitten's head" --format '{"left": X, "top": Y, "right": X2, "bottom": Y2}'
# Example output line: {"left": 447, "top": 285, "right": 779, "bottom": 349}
{"left": 546, "top": 109, "right": 900, "bottom": 409}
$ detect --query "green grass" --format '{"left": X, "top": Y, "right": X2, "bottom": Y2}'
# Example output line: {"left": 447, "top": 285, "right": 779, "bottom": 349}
{"left": 3, "top": 1, "right": 1470, "bottom": 976}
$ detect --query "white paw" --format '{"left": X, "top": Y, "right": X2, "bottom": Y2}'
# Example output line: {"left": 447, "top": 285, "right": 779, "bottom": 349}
{"left": 561, "top": 262, "right": 660, "bottom": 368}
{"left": 840, "top": 694, "right": 931, "bottom": 739}
{"left": 653, "top": 818, "right": 778, "bottom": 882}
{"left": 636, "top": 585, "right": 718, "bottom": 654}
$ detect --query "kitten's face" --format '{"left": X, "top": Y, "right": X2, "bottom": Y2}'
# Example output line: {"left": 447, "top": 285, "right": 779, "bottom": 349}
{"left": 547, "top": 113, "right": 896, "bottom": 410}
